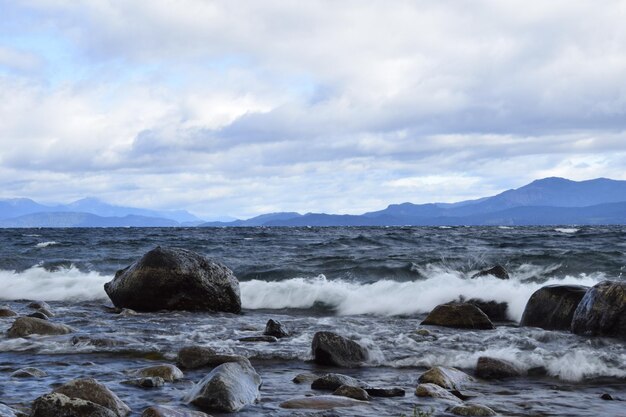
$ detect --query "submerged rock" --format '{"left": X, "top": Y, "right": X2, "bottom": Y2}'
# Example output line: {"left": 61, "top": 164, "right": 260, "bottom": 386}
{"left": 449, "top": 404, "right": 497, "bottom": 416}
{"left": 10, "top": 367, "right": 47, "bottom": 378}
{"left": 185, "top": 361, "right": 261, "bottom": 412}
{"left": 415, "top": 383, "right": 462, "bottom": 403}
{"left": 177, "top": 346, "right": 218, "bottom": 369}
{"left": 571, "top": 280, "right": 626, "bottom": 338}
{"left": 466, "top": 299, "right": 509, "bottom": 322}
{"left": 263, "top": 319, "right": 290, "bottom": 338}
{"left": 311, "top": 331, "right": 368, "bottom": 367}
{"left": 311, "top": 373, "right": 368, "bottom": 391}
{"left": 333, "top": 385, "right": 371, "bottom": 401}
{"left": 418, "top": 366, "right": 473, "bottom": 390}
{"left": 7, "top": 317, "right": 73, "bottom": 338}
{"left": 280, "top": 395, "right": 368, "bottom": 410}
{"left": 27, "top": 312, "right": 49, "bottom": 320}
{"left": 421, "top": 303, "right": 495, "bottom": 330}
{"left": 475, "top": 357, "right": 522, "bottom": 379}
{"left": 31, "top": 393, "right": 118, "bottom": 417}
{"left": 27, "top": 301, "right": 51, "bottom": 311}
{"left": 238, "top": 335, "right": 278, "bottom": 343}
{"left": 520, "top": 284, "right": 588, "bottom": 330}
{"left": 121, "top": 377, "right": 165, "bottom": 388}
{"left": 292, "top": 373, "right": 319, "bottom": 384}
{"left": 0, "top": 308, "right": 18, "bottom": 317}
{"left": 471, "top": 265, "right": 509, "bottom": 280}
{"left": 53, "top": 378, "right": 131, "bottom": 417}
{"left": 141, "top": 406, "right": 211, "bottom": 417}
{"left": 104, "top": 246, "right": 241, "bottom": 313}
{"left": 132, "top": 364, "right": 184, "bottom": 382}
{"left": 365, "top": 387, "right": 405, "bottom": 397}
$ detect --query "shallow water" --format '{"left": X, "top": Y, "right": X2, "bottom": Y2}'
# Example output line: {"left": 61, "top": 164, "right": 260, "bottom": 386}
{"left": 0, "top": 226, "right": 625, "bottom": 416}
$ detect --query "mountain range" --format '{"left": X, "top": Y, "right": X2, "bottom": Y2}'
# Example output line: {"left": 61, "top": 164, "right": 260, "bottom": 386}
{"left": 1, "top": 177, "right": 625, "bottom": 227}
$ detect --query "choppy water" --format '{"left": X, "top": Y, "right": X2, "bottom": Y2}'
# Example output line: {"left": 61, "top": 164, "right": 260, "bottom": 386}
{"left": 0, "top": 226, "right": 625, "bottom": 416}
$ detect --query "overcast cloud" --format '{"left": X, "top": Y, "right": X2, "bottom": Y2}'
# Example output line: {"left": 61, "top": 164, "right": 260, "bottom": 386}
{"left": 1, "top": 0, "right": 625, "bottom": 219}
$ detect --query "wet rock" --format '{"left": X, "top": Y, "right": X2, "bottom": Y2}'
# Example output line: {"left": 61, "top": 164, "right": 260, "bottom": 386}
{"left": 311, "top": 373, "right": 369, "bottom": 391}
{"left": 104, "top": 246, "right": 241, "bottom": 313}
{"left": 280, "top": 395, "right": 367, "bottom": 410}
{"left": 471, "top": 265, "right": 509, "bottom": 280}
{"left": 527, "top": 366, "right": 548, "bottom": 377}
{"left": 0, "top": 308, "right": 17, "bottom": 317}
{"left": 475, "top": 357, "right": 522, "bottom": 379}
{"left": 27, "top": 312, "right": 49, "bottom": 320}
{"left": 311, "top": 331, "right": 368, "bottom": 367}
{"left": 600, "top": 393, "right": 614, "bottom": 400}
{"left": 520, "top": 285, "right": 588, "bottom": 330}
{"left": 263, "top": 319, "right": 290, "bottom": 338}
{"left": 292, "top": 373, "right": 319, "bottom": 384}
{"left": 38, "top": 307, "right": 55, "bottom": 318}
{"left": 364, "top": 387, "right": 405, "bottom": 397}
{"left": 53, "top": 377, "right": 131, "bottom": 417}
{"left": 467, "top": 299, "right": 509, "bottom": 322}
{"left": 121, "top": 377, "right": 165, "bottom": 388}
{"left": 119, "top": 308, "right": 138, "bottom": 317}
{"left": 71, "top": 335, "right": 127, "bottom": 348}
{"left": 0, "top": 403, "right": 19, "bottom": 417}
{"left": 27, "top": 301, "right": 51, "bottom": 311}
{"left": 571, "top": 280, "right": 626, "bottom": 338}
{"left": 418, "top": 366, "right": 473, "bottom": 390}
{"left": 7, "top": 317, "right": 73, "bottom": 338}
{"left": 450, "top": 389, "right": 483, "bottom": 401}
{"left": 185, "top": 361, "right": 261, "bottom": 412}
{"left": 238, "top": 335, "right": 278, "bottom": 343}
{"left": 30, "top": 393, "right": 118, "bottom": 417}
{"left": 415, "top": 329, "right": 432, "bottom": 336}
{"left": 132, "top": 364, "right": 184, "bottom": 382}
{"left": 177, "top": 346, "right": 218, "bottom": 369}
{"left": 141, "top": 405, "right": 212, "bottom": 417}
{"left": 449, "top": 404, "right": 497, "bottom": 416}
{"left": 421, "top": 303, "right": 495, "bottom": 330}
{"left": 415, "top": 383, "right": 462, "bottom": 403}
{"left": 10, "top": 367, "right": 47, "bottom": 378}
{"left": 333, "top": 385, "right": 371, "bottom": 401}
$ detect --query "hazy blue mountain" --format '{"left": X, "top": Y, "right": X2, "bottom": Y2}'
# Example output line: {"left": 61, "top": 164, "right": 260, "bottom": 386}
{"left": 0, "top": 198, "right": 57, "bottom": 220}
{"left": 0, "top": 212, "right": 179, "bottom": 228}
{"left": 65, "top": 198, "right": 202, "bottom": 223}
{"left": 201, "top": 177, "right": 626, "bottom": 226}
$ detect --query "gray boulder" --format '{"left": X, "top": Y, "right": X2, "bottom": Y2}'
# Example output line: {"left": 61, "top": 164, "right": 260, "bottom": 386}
{"left": 104, "top": 247, "right": 241, "bottom": 313}
{"left": 30, "top": 393, "right": 117, "bottom": 417}
{"left": 571, "top": 280, "right": 626, "bottom": 338}
{"left": 311, "top": 373, "right": 368, "bottom": 391}
{"left": 185, "top": 361, "right": 261, "bottom": 412}
{"left": 53, "top": 378, "right": 131, "bottom": 417}
{"left": 421, "top": 303, "right": 494, "bottom": 330}
{"left": 476, "top": 357, "right": 522, "bottom": 379}
{"left": 418, "top": 366, "right": 473, "bottom": 390}
{"left": 333, "top": 385, "right": 371, "bottom": 401}
{"left": 449, "top": 404, "right": 497, "bottom": 416}
{"left": 263, "top": 319, "right": 290, "bottom": 338}
{"left": 520, "top": 285, "right": 588, "bottom": 330}
{"left": 7, "top": 317, "right": 73, "bottom": 338}
{"left": 311, "top": 331, "right": 368, "bottom": 367}
{"left": 415, "top": 383, "right": 462, "bottom": 403}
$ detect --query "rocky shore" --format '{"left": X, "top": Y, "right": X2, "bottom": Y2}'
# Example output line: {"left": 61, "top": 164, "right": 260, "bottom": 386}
{"left": 1, "top": 247, "right": 625, "bottom": 417}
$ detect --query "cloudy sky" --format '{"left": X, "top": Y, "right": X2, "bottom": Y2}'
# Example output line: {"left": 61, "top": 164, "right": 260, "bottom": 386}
{"left": 1, "top": 0, "right": 625, "bottom": 219}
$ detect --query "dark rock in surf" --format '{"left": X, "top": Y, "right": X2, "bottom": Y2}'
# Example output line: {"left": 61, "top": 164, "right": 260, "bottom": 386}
{"left": 238, "top": 335, "right": 278, "bottom": 343}
{"left": 311, "top": 331, "right": 368, "bottom": 367}
{"left": 7, "top": 317, "right": 73, "bottom": 338}
{"left": 311, "top": 374, "right": 369, "bottom": 391}
{"left": 121, "top": 377, "right": 165, "bottom": 388}
{"left": 520, "top": 285, "right": 588, "bottom": 330}
{"left": 415, "top": 383, "right": 462, "bottom": 403}
{"left": 527, "top": 366, "right": 548, "bottom": 377}
{"left": 449, "top": 404, "right": 497, "bottom": 416}
{"left": 27, "top": 301, "right": 51, "bottom": 311}
{"left": 53, "top": 378, "right": 131, "bottom": 417}
{"left": 421, "top": 303, "right": 495, "bottom": 330}
{"left": 185, "top": 361, "right": 261, "bottom": 412}
{"left": 571, "top": 280, "right": 626, "bottom": 338}
{"left": 471, "top": 265, "right": 509, "bottom": 280}
{"left": 28, "top": 311, "right": 49, "bottom": 320}
{"left": 11, "top": 367, "right": 47, "bottom": 378}
{"left": 141, "top": 405, "right": 211, "bottom": 417}
{"left": 466, "top": 299, "right": 508, "bottom": 321}
{"left": 365, "top": 387, "right": 405, "bottom": 397}
{"left": 333, "top": 385, "right": 371, "bottom": 401}
{"left": 263, "top": 319, "right": 290, "bottom": 338}
{"left": 418, "top": 366, "right": 473, "bottom": 390}
{"left": 31, "top": 393, "right": 118, "bottom": 417}
{"left": 600, "top": 393, "right": 614, "bottom": 400}
{"left": 177, "top": 346, "right": 218, "bottom": 369}
{"left": 131, "top": 364, "right": 183, "bottom": 382}
{"left": 104, "top": 246, "right": 241, "bottom": 313}
{"left": 475, "top": 357, "right": 522, "bottom": 379}
{"left": 0, "top": 308, "right": 18, "bottom": 317}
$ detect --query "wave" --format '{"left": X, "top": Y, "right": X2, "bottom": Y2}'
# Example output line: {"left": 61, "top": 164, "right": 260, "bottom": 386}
{"left": 555, "top": 228, "right": 579, "bottom": 234}
{"left": 241, "top": 266, "right": 603, "bottom": 321}
{"left": 35, "top": 241, "right": 59, "bottom": 248}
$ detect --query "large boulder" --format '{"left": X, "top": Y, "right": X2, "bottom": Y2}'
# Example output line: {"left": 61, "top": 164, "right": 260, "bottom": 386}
{"left": 53, "top": 378, "right": 131, "bottom": 417}
{"left": 418, "top": 366, "right": 473, "bottom": 390}
{"left": 571, "top": 281, "right": 626, "bottom": 338}
{"left": 520, "top": 285, "right": 588, "bottom": 330}
{"left": 104, "top": 247, "right": 241, "bottom": 313}
{"left": 185, "top": 361, "right": 261, "bottom": 412}
{"left": 311, "top": 331, "right": 368, "bottom": 367}
{"left": 471, "top": 265, "right": 509, "bottom": 280}
{"left": 30, "top": 393, "right": 117, "bottom": 417}
{"left": 421, "top": 303, "right": 495, "bottom": 330}
{"left": 7, "top": 317, "right": 73, "bottom": 338}
{"left": 475, "top": 357, "right": 522, "bottom": 379}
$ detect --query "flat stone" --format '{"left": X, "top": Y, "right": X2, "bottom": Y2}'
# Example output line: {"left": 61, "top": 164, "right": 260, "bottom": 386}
{"left": 364, "top": 387, "right": 405, "bottom": 397}
{"left": 280, "top": 395, "right": 368, "bottom": 410}
{"left": 333, "top": 385, "right": 371, "bottom": 401}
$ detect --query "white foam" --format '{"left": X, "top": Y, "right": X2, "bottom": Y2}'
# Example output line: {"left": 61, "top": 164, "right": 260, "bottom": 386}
{"left": 35, "top": 241, "right": 59, "bottom": 248}
{"left": 0, "top": 266, "right": 109, "bottom": 301}
{"left": 555, "top": 228, "right": 579, "bottom": 234}
{"left": 240, "top": 267, "right": 602, "bottom": 321}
